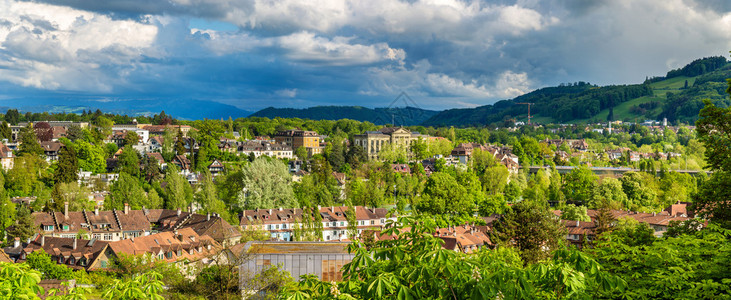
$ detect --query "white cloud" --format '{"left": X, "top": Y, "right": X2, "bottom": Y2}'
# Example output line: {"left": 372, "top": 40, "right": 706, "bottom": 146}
{"left": 0, "top": 0, "right": 158, "bottom": 91}
{"left": 277, "top": 31, "right": 405, "bottom": 66}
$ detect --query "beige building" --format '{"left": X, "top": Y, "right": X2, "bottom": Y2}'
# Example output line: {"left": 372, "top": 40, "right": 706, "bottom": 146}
{"left": 352, "top": 127, "right": 427, "bottom": 160}
{"left": 274, "top": 129, "right": 322, "bottom": 156}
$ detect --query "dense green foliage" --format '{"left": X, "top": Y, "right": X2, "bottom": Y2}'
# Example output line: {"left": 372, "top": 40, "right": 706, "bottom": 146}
{"left": 250, "top": 106, "right": 439, "bottom": 126}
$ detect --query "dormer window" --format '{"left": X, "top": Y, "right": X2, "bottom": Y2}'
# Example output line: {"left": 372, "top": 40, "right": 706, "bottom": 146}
{"left": 177, "top": 250, "right": 182, "bottom": 256}
{"left": 43, "top": 225, "right": 54, "bottom": 231}
{"left": 62, "top": 225, "right": 69, "bottom": 231}
{"left": 58, "top": 256, "right": 64, "bottom": 264}
{"left": 68, "top": 257, "right": 75, "bottom": 265}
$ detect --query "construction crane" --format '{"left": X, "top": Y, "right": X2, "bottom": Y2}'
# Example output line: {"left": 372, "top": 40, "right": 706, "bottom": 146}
{"left": 515, "top": 102, "right": 534, "bottom": 124}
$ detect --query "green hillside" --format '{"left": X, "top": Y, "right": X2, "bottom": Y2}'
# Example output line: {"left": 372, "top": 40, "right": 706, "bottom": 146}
{"left": 422, "top": 56, "right": 730, "bottom": 126}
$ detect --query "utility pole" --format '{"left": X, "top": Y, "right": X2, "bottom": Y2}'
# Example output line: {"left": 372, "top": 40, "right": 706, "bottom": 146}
{"left": 515, "top": 102, "right": 534, "bottom": 124}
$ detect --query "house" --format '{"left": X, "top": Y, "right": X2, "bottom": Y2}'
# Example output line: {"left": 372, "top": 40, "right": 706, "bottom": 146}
{"left": 147, "top": 136, "right": 164, "bottom": 153}
{"left": 562, "top": 220, "right": 596, "bottom": 249}
{"left": 146, "top": 152, "right": 167, "bottom": 170}
{"left": 391, "top": 164, "right": 411, "bottom": 174}
{"left": 32, "top": 203, "right": 152, "bottom": 242}
{"left": 273, "top": 129, "right": 322, "bottom": 157}
{"left": 172, "top": 155, "right": 192, "bottom": 171}
{"left": 208, "top": 159, "right": 224, "bottom": 176}
{"left": 18, "top": 234, "right": 114, "bottom": 270}
{"left": 108, "top": 227, "right": 220, "bottom": 265}
{"left": 0, "top": 142, "right": 13, "bottom": 170}
{"left": 30, "top": 205, "right": 242, "bottom": 246}
{"left": 40, "top": 141, "right": 62, "bottom": 161}
{"left": 143, "top": 208, "right": 242, "bottom": 246}
{"left": 238, "top": 140, "right": 293, "bottom": 159}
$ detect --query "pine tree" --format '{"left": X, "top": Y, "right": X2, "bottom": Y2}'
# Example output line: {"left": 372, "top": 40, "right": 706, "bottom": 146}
{"left": 175, "top": 129, "right": 185, "bottom": 155}
{"left": 594, "top": 199, "right": 616, "bottom": 237}
{"left": 55, "top": 144, "right": 78, "bottom": 184}
{"left": 9, "top": 206, "right": 35, "bottom": 241}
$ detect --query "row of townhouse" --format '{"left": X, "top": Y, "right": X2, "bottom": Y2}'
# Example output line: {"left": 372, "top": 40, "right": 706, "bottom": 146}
{"left": 240, "top": 206, "right": 397, "bottom": 242}
{"left": 30, "top": 203, "right": 241, "bottom": 246}
{"left": 3, "top": 227, "right": 220, "bottom": 272}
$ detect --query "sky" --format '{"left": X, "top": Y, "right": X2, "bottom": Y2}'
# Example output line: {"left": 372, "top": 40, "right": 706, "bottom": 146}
{"left": 0, "top": 0, "right": 730, "bottom": 112}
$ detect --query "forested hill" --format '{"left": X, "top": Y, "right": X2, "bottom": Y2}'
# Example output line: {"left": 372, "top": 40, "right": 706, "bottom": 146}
{"left": 250, "top": 106, "right": 439, "bottom": 126}
{"left": 422, "top": 83, "right": 653, "bottom": 127}
{"left": 423, "top": 55, "right": 730, "bottom": 127}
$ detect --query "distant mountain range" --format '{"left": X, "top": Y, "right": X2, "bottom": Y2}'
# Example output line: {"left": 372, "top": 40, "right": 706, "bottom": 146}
{"left": 250, "top": 106, "right": 439, "bottom": 126}
{"left": 0, "top": 98, "right": 254, "bottom": 120}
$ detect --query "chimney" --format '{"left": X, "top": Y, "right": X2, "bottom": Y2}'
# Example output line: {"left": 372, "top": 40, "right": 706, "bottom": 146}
{"left": 64, "top": 202, "right": 69, "bottom": 219}
{"left": 95, "top": 207, "right": 99, "bottom": 216}
{"left": 177, "top": 208, "right": 181, "bottom": 216}
{"left": 576, "top": 220, "right": 579, "bottom": 227}
{"left": 331, "top": 206, "right": 334, "bottom": 212}
{"left": 13, "top": 237, "right": 19, "bottom": 248}
{"left": 317, "top": 205, "right": 321, "bottom": 210}
{"left": 41, "top": 235, "right": 45, "bottom": 247}
{"left": 207, "top": 213, "right": 211, "bottom": 221}
{"left": 73, "top": 238, "right": 77, "bottom": 250}
{"left": 279, "top": 207, "right": 282, "bottom": 211}
{"left": 652, "top": 212, "right": 656, "bottom": 216}
{"left": 124, "top": 203, "right": 129, "bottom": 215}
{"left": 269, "top": 209, "right": 272, "bottom": 214}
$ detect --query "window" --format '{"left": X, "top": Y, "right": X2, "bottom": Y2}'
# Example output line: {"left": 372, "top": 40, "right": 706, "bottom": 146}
{"left": 43, "top": 225, "right": 54, "bottom": 231}
{"left": 177, "top": 250, "right": 182, "bottom": 256}
{"left": 69, "top": 258, "right": 75, "bottom": 265}
{"left": 101, "top": 260, "right": 107, "bottom": 268}
{"left": 103, "top": 234, "right": 112, "bottom": 240}
{"left": 166, "top": 252, "right": 172, "bottom": 259}
{"left": 79, "top": 258, "right": 86, "bottom": 266}
{"left": 58, "top": 256, "right": 64, "bottom": 264}
{"left": 158, "top": 254, "right": 164, "bottom": 260}
{"left": 370, "top": 220, "right": 375, "bottom": 225}
{"left": 62, "top": 225, "right": 69, "bottom": 231}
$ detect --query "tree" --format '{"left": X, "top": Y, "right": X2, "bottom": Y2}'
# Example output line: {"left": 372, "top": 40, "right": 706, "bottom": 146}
{"left": 116, "top": 146, "right": 140, "bottom": 177}
{"left": 4, "top": 109, "right": 20, "bottom": 125}
{"left": 280, "top": 215, "right": 625, "bottom": 299}
{"left": 141, "top": 154, "right": 160, "bottom": 183}
{"left": 562, "top": 165, "right": 597, "bottom": 206}
{"left": 594, "top": 199, "right": 616, "bottom": 237}
{"left": 416, "top": 172, "right": 473, "bottom": 215}
{"left": 102, "top": 271, "right": 165, "bottom": 300}
{"left": 0, "top": 121, "right": 11, "bottom": 140}
{"left": 74, "top": 140, "right": 107, "bottom": 173}
{"left": 620, "top": 172, "right": 658, "bottom": 210}
{"left": 0, "top": 262, "right": 44, "bottom": 298}
{"left": 18, "top": 124, "right": 43, "bottom": 156}
{"left": 195, "top": 171, "right": 230, "bottom": 222}
{"left": 194, "top": 143, "right": 208, "bottom": 172}
{"left": 124, "top": 130, "right": 139, "bottom": 147}
{"left": 560, "top": 204, "right": 590, "bottom": 221}
{"left": 593, "top": 177, "right": 627, "bottom": 209}
{"left": 65, "top": 124, "right": 83, "bottom": 142}
{"left": 294, "top": 146, "right": 308, "bottom": 161}
{"left": 0, "top": 189, "right": 16, "bottom": 239}
{"left": 34, "top": 122, "right": 53, "bottom": 142}
{"left": 345, "top": 144, "right": 367, "bottom": 169}
{"left": 238, "top": 158, "right": 297, "bottom": 209}
{"left": 109, "top": 173, "right": 148, "bottom": 210}
{"left": 491, "top": 200, "right": 567, "bottom": 264}
{"left": 25, "top": 249, "right": 73, "bottom": 280}
{"left": 55, "top": 144, "right": 78, "bottom": 184}
{"left": 162, "top": 165, "right": 193, "bottom": 210}
{"left": 175, "top": 129, "right": 185, "bottom": 155}
{"left": 9, "top": 206, "right": 35, "bottom": 241}
{"left": 693, "top": 96, "right": 731, "bottom": 227}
